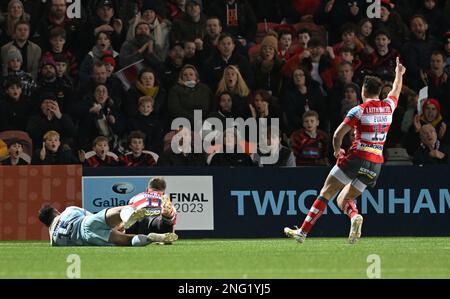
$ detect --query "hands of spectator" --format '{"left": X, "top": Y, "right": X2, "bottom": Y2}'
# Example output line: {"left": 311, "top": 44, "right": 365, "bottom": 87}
{"left": 429, "top": 149, "right": 445, "bottom": 160}
{"left": 442, "top": 73, "right": 448, "bottom": 83}
{"left": 420, "top": 70, "right": 428, "bottom": 85}
{"left": 194, "top": 38, "right": 204, "bottom": 50}
{"left": 325, "top": 0, "right": 335, "bottom": 13}
{"left": 112, "top": 18, "right": 123, "bottom": 34}
{"left": 49, "top": 101, "right": 62, "bottom": 119}
{"left": 238, "top": 38, "right": 247, "bottom": 47}
{"left": 95, "top": 24, "right": 114, "bottom": 35}
{"left": 40, "top": 142, "right": 46, "bottom": 161}
{"left": 334, "top": 148, "right": 345, "bottom": 159}
{"left": 350, "top": 2, "right": 359, "bottom": 16}
{"left": 89, "top": 103, "right": 102, "bottom": 114}
{"left": 249, "top": 104, "right": 257, "bottom": 118}
{"left": 78, "top": 150, "right": 85, "bottom": 163}
{"left": 364, "top": 43, "right": 374, "bottom": 54}
{"left": 299, "top": 85, "right": 307, "bottom": 94}
{"left": 326, "top": 46, "right": 335, "bottom": 59}
{"left": 438, "top": 122, "right": 447, "bottom": 139}
{"left": 300, "top": 50, "right": 311, "bottom": 60}
{"left": 107, "top": 114, "right": 116, "bottom": 124}
{"left": 413, "top": 114, "right": 422, "bottom": 132}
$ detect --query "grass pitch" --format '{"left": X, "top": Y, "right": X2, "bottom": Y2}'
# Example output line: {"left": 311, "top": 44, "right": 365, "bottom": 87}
{"left": 1, "top": 237, "right": 449, "bottom": 279}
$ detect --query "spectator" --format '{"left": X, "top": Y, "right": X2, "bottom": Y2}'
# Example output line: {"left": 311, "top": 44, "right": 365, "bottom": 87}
{"left": 278, "top": 31, "right": 294, "bottom": 63}
{"left": 54, "top": 54, "right": 75, "bottom": 94}
{"left": 373, "top": 0, "right": 410, "bottom": 50}
{"left": 250, "top": 89, "right": 286, "bottom": 136}
{"left": 166, "top": 0, "right": 187, "bottom": 22}
{"left": 160, "top": 42, "right": 185, "bottom": 91}
{"left": 75, "top": 83, "right": 125, "bottom": 151}
{"left": 80, "top": 135, "right": 120, "bottom": 167}
{"left": 0, "top": 46, "right": 36, "bottom": 98}
{"left": 0, "top": 139, "right": 29, "bottom": 166}
{"left": 290, "top": 110, "right": 329, "bottom": 166}
{"left": 1, "top": 20, "right": 41, "bottom": 79}
{"left": 282, "top": 67, "right": 325, "bottom": 135}
{"left": 40, "top": 27, "right": 78, "bottom": 80}
{"left": 444, "top": 31, "right": 450, "bottom": 74}
{"left": 206, "top": 0, "right": 257, "bottom": 48}
{"left": 128, "top": 96, "right": 164, "bottom": 153}
{"left": 254, "top": 129, "right": 296, "bottom": 167}
{"left": 420, "top": 0, "right": 449, "bottom": 40}
{"left": 0, "top": 77, "right": 33, "bottom": 132}
{"left": 0, "top": 0, "right": 31, "bottom": 46}
{"left": 125, "top": 68, "right": 167, "bottom": 119}
{"left": 202, "top": 33, "right": 253, "bottom": 91}
{"left": 32, "top": 130, "right": 78, "bottom": 165}
{"left": 168, "top": 64, "right": 213, "bottom": 125}
{"left": 356, "top": 18, "right": 374, "bottom": 53}
{"left": 203, "top": 16, "right": 223, "bottom": 59}
{"left": 422, "top": 50, "right": 450, "bottom": 113}
{"left": 251, "top": 34, "right": 284, "bottom": 97}
{"left": 120, "top": 22, "right": 164, "bottom": 67}
{"left": 120, "top": 130, "right": 158, "bottom": 167}
{"left": 413, "top": 124, "right": 450, "bottom": 165}
{"left": 88, "top": 0, "right": 126, "bottom": 52}
{"left": 216, "top": 65, "right": 252, "bottom": 119}
{"left": 332, "top": 23, "right": 364, "bottom": 56}
{"left": 26, "top": 97, "right": 77, "bottom": 148}
{"left": 79, "top": 31, "right": 120, "bottom": 86}
{"left": 126, "top": 0, "right": 171, "bottom": 59}
{"left": 170, "top": 0, "right": 206, "bottom": 45}
{"left": 402, "top": 14, "right": 441, "bottom": 91}
{"left": 183, "top": 39, "right": 203, "bottom": 70}
{"left": 209, "top": 128, "right": 256, "bottom": 167}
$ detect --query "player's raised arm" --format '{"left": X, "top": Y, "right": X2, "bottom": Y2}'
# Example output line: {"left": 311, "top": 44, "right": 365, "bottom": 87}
{"left": 388, "top": 57, "right": 406, "bottom": 100}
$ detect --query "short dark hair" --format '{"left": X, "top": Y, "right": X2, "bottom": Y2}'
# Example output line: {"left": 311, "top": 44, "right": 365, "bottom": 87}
{"left": 303, "top": 110, "right": 319, "bottom": 121}
{"left": 4, "top": 77, "right": 22, "bottom": 89}
{"left": 128, "top": 130, "right": 146, "bottom": 145}
{"left": 50, "top": 27, "right": 66, "bottom": 40}
{"left": 207, "top": 16, "right": 222, "bottom": 26}
{"left": 38, "top": 204, "right": 57, "bottom": 227}
{"left": 363, "top": 76, "right": 383, "bottom": 97}
{"left": 373, "top": 29, "right": 391, "bottom": 40}
{"left": 148, "top": 177, "right": 166, "bottom": 191}
{"left": 218, "top": 32, "right": 235, "bottom": 44}
{"left": 297, "top": 28, "right": 311, "bottom": 36}
{"left": 14, "top": 20, "right": 30, "bottom": 32}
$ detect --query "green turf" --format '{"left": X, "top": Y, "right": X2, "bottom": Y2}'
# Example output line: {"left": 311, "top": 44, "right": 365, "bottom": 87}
{"left": 1, "top": 238, "right": 449, "bottom": 279}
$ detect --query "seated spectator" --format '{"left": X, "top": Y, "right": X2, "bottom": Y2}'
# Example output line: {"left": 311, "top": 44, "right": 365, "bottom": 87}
{"left": 422, "top": 50, "right": 449, "bottom": 112}
{"left": 75, "top": 83, "right": 125, "bottom": 151}
{"left": 0, "top": 78, "right": 33, "bottom": 132}
{"left": 54, "top": 54, "right": 75, "bottom": 98}
{"left": 203, "top": 16, "right": 223, "bottom": 59}
{"left": 334, "top": 47, "right": 363, "bottom": 76}
{"left": 32, "top": 130, "right": 78, "bottom": 165}
{"left": 161, "top": 42, "right": 186, "bottom": 91}
{"left": 119, "top": 131, "right": 158, "bottom": 167}
{"left": 373, "top": 0, "right": 409, "bottom": 50}
{"left": 183, "top": 39, "right": 205, "bottom": 71}
{"left": 79, "top": 31, "right": 120, "bottom": 86}
{"left": 340, "top": 83, "right": 361, "bottom": 118}
{"left": 1, "top": 46, "right": 36, "bottom": 98}
{"left": 126, "top": 0, "right": 171, "bottom": 60}
{"left": 290, "top": 110, "right": 329, "bottom": 166}
{"left": 356, "top": 18, "right": 374, "bottom": 53}
{"left": 125, "top": 68, "right": 167, "bottom": 119}
{"left": 254, "top": 129, "right": 296, "bottom": 167}
{"left": 26, "top": 97, "right": 77, "bottom": 148}
{"left": 216, "top": 65, "right": 252, "bottom": 119}
{"left": 41, "top": 27, "right": 78, "bottom": 81}
{"left": 251, "top": 33, "right": 284, "bottom": 97}
{"left": 157, "top": 127, "right": 207, "bottom": 166}
{"left": 79, "top": 136, "right": 120, "bottom": 167}
{"left": 250, "top": 89, "right": 286, "bottom": 136}
{"left": 413, "top": 124, "right": 450, "bottom": 165}
{"left": 282, "top": 66, "right": 325, "bottom": 136}
{"left": 209, "top": 128, "right": 256, "bottom": 167}
{"left": 128, "top": 96, "right": 164, "bottom": 153}
{"left": 332, "top": 23, "right": 364, "bottom": 56}
{"left": 278, "top": 31, "right": 294, "bottom": 63}
{"left": 0, "top": 138, "right": 30, "bottom": 166}
{"left": 168, "top": 64, "right": 213, "bottom": 125}
{"left": 1, "top": 20, "right": 41, "bottom": 79}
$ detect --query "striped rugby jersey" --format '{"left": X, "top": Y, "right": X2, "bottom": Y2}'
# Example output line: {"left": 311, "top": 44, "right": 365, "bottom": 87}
{"left": 343, "top": 96, "right": 398, "bottom": 163}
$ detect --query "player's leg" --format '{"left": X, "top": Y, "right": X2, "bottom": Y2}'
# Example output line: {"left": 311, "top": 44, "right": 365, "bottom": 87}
{"left": 284, "top": 172, "right": 346, "bottom": 243}
{"left": 336, "top": 181, "right": 365, "bottom": 244}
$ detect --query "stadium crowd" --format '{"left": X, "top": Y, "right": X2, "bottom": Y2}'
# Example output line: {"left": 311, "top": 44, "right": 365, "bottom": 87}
{"left": 0, "top": 0, "right": 449, "bottom": 167}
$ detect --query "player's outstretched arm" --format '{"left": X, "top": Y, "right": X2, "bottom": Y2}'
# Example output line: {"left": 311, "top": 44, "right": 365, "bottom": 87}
{"left": 388, "top": 57, "right": 406, "bottom": 100}
{"left": 333, "top": 123, "right": 352, "bottom": 158}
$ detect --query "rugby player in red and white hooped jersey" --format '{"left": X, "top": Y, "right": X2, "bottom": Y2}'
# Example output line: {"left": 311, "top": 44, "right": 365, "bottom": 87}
{"left": 285, "top": 57, "right": 406, "bottom": 244}
{"left": 120, "top": 177, "right": 177, "bottom": 236}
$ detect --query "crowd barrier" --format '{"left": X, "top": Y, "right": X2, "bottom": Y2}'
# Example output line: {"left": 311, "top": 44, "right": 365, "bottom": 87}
{"left": 1, "top": 165, "right": 449, "bottom": 240}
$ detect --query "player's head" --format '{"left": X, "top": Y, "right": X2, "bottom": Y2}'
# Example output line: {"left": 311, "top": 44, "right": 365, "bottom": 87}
{"left": 38, "top": 204, "right": 59, "bottom": 227}
{"left": 148, "top": 177, "right": 166, "bottom": 192}
{"left": 362, "top": 76, "right": 383, "bottom": 101}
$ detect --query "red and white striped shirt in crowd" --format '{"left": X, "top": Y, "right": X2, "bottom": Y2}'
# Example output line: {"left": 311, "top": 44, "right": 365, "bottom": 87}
{"left": 343, "top": 96, "right": 398, "bottom": 164}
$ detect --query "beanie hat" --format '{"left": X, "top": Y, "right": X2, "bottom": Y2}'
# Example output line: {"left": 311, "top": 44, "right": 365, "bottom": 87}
{"left": 422, "top": 98, "right": 441, "bottom": 115}
{"left": 381, "top": 0, "right": 393, "bottom": 11}
{"left": 142, "top": 0, "right": 157, "bottom": 12}
{"left": 101, "top": 50, "right": 116, "bottom": 68}
{"left": 260, "top": 35, "right": 278, "bottom": 51}
{"left": 6, "top": 46, "right": 23, "bottom": 63}
{"left": 40, "top": 56, "right": 56, "bottom": 69}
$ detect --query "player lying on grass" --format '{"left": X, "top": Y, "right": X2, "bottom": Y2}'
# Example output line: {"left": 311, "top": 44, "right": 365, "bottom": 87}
{"left": 121, "top": 177, "right": 177, "bottom": 239}
{"left": 284, "top": 57, "right": 406, "bottom": 244}
{"left": 38, "top": 177, "right": 177, "bottom": 246}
